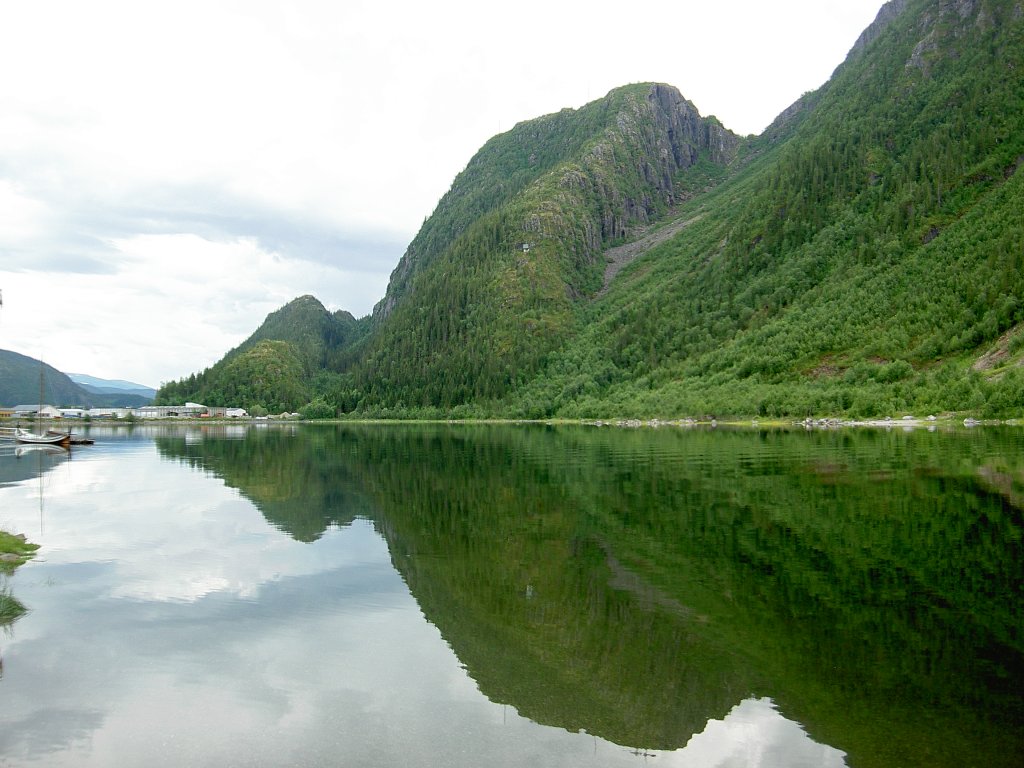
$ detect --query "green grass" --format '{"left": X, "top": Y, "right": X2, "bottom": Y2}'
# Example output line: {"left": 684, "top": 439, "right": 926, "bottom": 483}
{"left": 0, "top": 529, "right": 36, "bottom": 626}
{"left": 0, "top": 529, "right": 39, "bottom": 573}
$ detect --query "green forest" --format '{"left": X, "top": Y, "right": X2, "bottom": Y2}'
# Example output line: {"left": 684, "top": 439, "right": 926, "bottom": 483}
{"left": 158, "top": 0, "right": 1024, "bottom": 420}
{"left": 0, "top": 349, "right": 150, "bottom": 408}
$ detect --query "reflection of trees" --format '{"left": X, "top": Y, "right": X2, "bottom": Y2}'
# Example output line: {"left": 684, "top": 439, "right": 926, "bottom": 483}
{"left": 1, "top": 540, "right": 36, "bottom": 677}
{"left": 359, "top": 425, "right": 1024, "bottom": 766}
{"left": 158, "top": 424, "right": 1024, "bottom": 765}
{"left": 1, "top": 569, "right": 29, "bottom": 678}
{"left": 156, "top": 428, "right": 374, "bottom": 541}
{"left": 359, "top": 425, "right": 750, "bottom": 748}
{"left": 0, "top": 576, "right": 28, "bottom": 629}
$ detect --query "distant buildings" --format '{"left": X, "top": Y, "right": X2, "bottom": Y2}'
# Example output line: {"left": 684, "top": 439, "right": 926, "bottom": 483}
{"left": 133, "top": 403, "right": 208, "bottom": 419}
{"left": 84, "top": 407, "right": 133, "bottom": 419}
{"left": 2, "top": 402, "right": 254, "bottom": 420}
{"left": 13, "top": 404, "right": 62, "bottom": 419}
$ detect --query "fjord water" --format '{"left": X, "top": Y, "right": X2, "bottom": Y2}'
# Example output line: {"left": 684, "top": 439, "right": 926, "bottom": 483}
{"left": 0, "top": 424, "right": 1021, "bottom": 767}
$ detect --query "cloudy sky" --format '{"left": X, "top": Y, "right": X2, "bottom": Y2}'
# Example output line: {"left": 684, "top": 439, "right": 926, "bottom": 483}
{"left": 0, "top": 0, "right": 885, "bottom": 388}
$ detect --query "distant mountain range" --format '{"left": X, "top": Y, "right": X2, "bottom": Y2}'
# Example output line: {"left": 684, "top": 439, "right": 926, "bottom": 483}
{"left": 66, "top": 373, "right": 157, "bottom": 401}
{"left": 0, "top": 349, "right": 155, "bottom": 408}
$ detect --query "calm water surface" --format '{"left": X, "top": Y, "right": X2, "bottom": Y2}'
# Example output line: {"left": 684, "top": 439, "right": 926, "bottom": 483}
{"left": 0, "top": 424, "right": 1021, "bottom": 767}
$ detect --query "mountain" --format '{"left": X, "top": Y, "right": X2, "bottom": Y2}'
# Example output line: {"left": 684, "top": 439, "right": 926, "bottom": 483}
{"left": 156, "top": 295, "right": 370, "bottom": 412}
{"left": 223, "top": 294, "right": 369, "bottom": 373}
{"left": 159, "top": 0, "right": 1024, "bottom": 419}
{"left": 67, "top": 373, "right": 156, "bottom": 400}
{"left": 534, "top": 0, "right": 1024, "bottom": 420}
{"left": 160, "top": 86, "right": 740, "bottom": 412}
{"left": 0, "top": 350, "right": 152, "bottom": 408}
{"left": 0, "top": 350, "right": 89, "bottom": 407}
{"left": 357, "top": 83, "right": 739, "bottom": 408}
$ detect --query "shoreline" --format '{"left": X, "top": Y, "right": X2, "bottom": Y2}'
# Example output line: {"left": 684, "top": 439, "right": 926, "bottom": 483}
{"left": 5, "top": 414, "right": 1018, "bottom": 430}
{"left": 0, "top": 530, "right": 38, "bottom": 568}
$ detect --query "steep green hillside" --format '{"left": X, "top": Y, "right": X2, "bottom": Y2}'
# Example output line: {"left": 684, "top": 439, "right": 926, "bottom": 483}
{"left": 157, "top": 295, "right": 369, "bottom": 411}
{"left": 354, "top": 83, "right": 739, "bottom": 408}
{"left": 231, "top": 294, "right": 368, "bottom": 373}
{"left": 0, "top": 349, "right": 92, "bottom": 407}
{"left": 511, "top": 0, "right": 1024, "bottom": 419}
{"left": 159, "top": 0, "right": 1024, "bottom": 419}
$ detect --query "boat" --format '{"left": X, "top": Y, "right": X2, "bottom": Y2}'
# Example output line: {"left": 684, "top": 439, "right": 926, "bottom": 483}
{"left": 15, "top": 428, "right": 71, "bottom": 447}
{"left": 11, "top": 357, "right": 75, "bottom": 448}
{"left": 47, "top": 429, "right": 92, "bottom": 445}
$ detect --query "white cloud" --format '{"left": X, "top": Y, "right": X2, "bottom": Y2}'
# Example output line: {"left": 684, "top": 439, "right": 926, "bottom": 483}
{"left": 0, "top": 0, "right": 886, "bottom": 386}
{"left": 2, "top": 444, "right": 387, "bottom": 603}
{"left": 0, "top": 181, "right": 49, "bottom": 244}
{"left": 0, "top": 234, "right": 386, "bottom": 386}
{"left": 664, "top": 697, "right": 848, "bottom": 768}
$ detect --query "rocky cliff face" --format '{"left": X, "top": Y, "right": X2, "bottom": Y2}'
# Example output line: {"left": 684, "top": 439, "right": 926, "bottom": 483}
{"left": 849, "top": 0, "right": 1021, "bottom": 72}
{"left": 353, "top": 83, "right": 741, "bottom": 407}
{"left": 575, "top": 84, "right": 738, "bottom": 242}
{"left": 373, "top": 83, "right": 738, "bottom": 323}
{"left": 849, "top": 0, "right": 910, "bottom": 56}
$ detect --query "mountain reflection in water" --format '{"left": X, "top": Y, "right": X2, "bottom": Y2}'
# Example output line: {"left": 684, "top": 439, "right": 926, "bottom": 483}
{"left": 0, "top": 423, "right": 1019, "bottom": 768}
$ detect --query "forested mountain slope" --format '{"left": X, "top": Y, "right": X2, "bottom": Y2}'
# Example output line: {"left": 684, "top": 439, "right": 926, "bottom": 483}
{"left": 1, "top": 349, "right": 151, "bottom": 408}
{"left": 354, "top": 83, "right": 739, "bottom": 408}
{"left": 512, "top": 0, "right": 1024, "bottom": 419}
{"left": 157, "top": 295, "right": 369, "bottom": 412}
{"left": 0, "top": 350, "right": 90, "bottom": 407}
{"left": 159, "top": 0, "right": 1024, "bottom": 419}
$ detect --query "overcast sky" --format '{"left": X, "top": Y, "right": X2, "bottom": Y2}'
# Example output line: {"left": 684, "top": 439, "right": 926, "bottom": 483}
{"left": 0, "top": 0, "right": 885, "bottom": 389}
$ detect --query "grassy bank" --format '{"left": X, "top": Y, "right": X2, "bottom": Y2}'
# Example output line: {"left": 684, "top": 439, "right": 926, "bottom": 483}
{"left": 0, "top": 529, "right": 38, "bottom": 571}
{"left": 0, "top": 530, "right": 37, "bottom": 626}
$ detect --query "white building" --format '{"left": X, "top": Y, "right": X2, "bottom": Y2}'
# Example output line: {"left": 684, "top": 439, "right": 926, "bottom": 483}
{"left": 87, "top": 407, "right": 133, "bottom": 419}
{"left": 13, "top": 404, "right": 62, "bottom": 419}
{"left": 133, "top": 403, "right": 208, "bottom": 418}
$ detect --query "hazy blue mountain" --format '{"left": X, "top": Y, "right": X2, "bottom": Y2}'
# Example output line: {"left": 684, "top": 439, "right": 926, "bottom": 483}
{"left": 0, "top": 349, "right": 90, "bottom": 407}
{"left": 67, "top": 373, "right": 156, "bottom": 400}
{"left": 0, "top": 350, "right": 154, "bottom": 408}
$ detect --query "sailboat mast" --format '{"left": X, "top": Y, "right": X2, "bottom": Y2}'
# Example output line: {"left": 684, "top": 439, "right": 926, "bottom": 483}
{"left": 38, "top": 360, "right": 44, "bottom": 432}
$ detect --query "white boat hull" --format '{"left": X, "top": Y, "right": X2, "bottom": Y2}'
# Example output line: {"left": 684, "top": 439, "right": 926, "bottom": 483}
{"left": 15, "top": 428, "right": 71, "bottom": 447}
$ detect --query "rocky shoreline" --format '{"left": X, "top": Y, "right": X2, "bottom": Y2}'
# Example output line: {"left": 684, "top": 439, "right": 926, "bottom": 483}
{"left": 582, "top": 415, "right": 1019, "bottom": 430}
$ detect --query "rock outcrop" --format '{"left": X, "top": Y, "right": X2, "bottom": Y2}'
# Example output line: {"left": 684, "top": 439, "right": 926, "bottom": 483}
{"left": 373, "top": 83, "right": 738, "bottom": 323}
